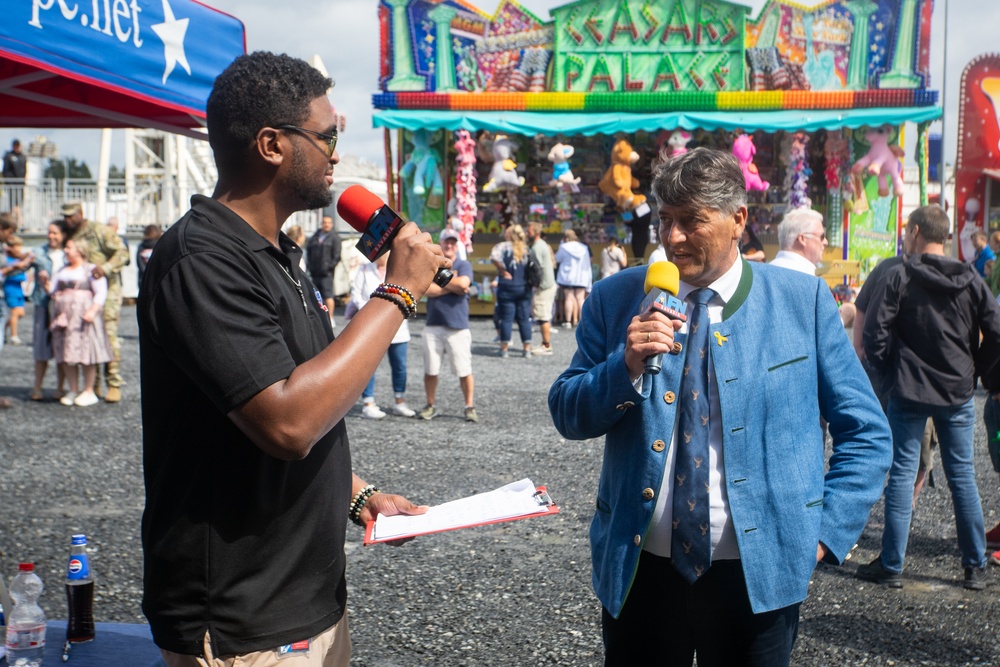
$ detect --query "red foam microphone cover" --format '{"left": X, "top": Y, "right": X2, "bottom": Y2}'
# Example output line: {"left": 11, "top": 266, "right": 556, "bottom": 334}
{"left": 336, "top": 185, "right": 386, "bottom": 233}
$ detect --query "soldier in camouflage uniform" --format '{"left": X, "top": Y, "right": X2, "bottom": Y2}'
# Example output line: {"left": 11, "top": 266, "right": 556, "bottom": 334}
{"left": 61, "top": 202, "right": 129, "bottom": 402}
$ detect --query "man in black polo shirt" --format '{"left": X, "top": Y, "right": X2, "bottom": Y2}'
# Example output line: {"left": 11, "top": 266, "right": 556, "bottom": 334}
{"left": 138, "top": 52, "right": 449, "bottom": 666}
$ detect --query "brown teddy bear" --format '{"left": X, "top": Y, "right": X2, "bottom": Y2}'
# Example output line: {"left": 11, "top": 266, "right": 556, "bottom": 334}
{"left": 599, "top": 139, "right": 646, "bottom": 211}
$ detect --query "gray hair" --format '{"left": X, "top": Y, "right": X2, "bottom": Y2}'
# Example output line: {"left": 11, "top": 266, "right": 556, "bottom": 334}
{"left": 777, "top": 208, "right": 824, "bottom": 250}
{"left": 650, "top": 147, "right": 747, "bottom": 216}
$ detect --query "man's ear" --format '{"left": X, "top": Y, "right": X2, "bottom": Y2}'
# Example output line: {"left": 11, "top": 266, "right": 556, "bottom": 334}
{"left": 732, "top": 205, "right": 748, "bottom": 240}
{"left": 254, "top": 128, "right": 285, "bottom": 167}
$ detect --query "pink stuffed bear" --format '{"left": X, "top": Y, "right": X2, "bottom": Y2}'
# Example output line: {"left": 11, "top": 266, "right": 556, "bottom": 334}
{"left": 852, "top": 125, "right": 905, "bottom": 198}
{"left": 732, "top": 134, "right": 769, "bottom": 192}
{"left": 667, "top": 130, "right": 692, "bottom": 158}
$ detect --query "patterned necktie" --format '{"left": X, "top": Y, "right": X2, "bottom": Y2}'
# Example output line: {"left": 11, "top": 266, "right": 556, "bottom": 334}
{"left": 671, "top": 288, "right": 716, "bottom": 584}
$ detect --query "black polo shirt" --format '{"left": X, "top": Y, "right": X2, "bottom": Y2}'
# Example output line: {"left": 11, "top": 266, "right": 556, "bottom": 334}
{"left": 138, "top": 196, "right": 350, "bottom": 656}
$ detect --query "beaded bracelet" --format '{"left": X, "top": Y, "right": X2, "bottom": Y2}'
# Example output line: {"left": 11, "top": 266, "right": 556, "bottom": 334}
{"left": 383, "top": 283, "right": 416, "bottom": 310}
{"left": 370, "top": 290, "right": 411, "bottom": 318}
{"left": 349, "top": 484, "right": 380, "bottom": 526}
{"left": 373, "top": 283, "right": 417, "bottom": 317}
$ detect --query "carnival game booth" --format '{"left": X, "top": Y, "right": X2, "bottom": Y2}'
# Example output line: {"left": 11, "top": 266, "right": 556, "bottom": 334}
{"left": 955, "top": 54, "right": 1000, "bottom": 262}
{"left": 372, "top": 0, "right": 939, "bottom": 303}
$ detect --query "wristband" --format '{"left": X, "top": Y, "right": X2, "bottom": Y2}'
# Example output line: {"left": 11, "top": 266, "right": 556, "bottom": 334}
{"left": 349, "top": 485, "right": 380, "bottom": 526}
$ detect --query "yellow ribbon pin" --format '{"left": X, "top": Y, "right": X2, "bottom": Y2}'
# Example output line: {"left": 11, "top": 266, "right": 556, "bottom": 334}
{"left": 713, "top": 332, "right": 728, "bottom": 346}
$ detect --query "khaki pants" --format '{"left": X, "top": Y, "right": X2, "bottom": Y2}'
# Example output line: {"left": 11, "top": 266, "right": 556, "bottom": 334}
{"left": 161, "top": 616, "right": 350, "bottom": 667}
{"left": 101, "top": 278, "right": 122, "bottom": 389}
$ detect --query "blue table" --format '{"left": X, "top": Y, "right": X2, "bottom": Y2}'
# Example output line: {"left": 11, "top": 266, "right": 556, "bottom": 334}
{"left": 7, "top": 620, "right": 166, "bottom": 666}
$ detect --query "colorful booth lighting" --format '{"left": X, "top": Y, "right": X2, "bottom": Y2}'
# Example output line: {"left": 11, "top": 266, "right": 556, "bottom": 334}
{"left": 373, "top": 90, "right": 938, "bottom": 113}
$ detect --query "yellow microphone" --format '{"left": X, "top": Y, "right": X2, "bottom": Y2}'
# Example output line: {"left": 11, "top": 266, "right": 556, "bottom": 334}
{"left": 639, "top": 261, "right": 687, "bottom": 375}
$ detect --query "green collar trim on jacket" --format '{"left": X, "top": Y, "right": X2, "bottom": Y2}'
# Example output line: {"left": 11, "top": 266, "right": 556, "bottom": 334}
{"left": 722, "top": 258, "right": 753, "bottom": 321}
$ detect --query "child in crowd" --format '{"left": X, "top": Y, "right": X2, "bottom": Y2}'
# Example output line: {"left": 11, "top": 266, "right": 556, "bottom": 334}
{"left": 4, "top": 235, "right": 32, "bottom": 345}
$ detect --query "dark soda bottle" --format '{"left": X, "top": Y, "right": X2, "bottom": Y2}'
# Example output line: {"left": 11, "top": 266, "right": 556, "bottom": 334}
{"left": 65, "top": 534, "right": 95, "bottom": 644}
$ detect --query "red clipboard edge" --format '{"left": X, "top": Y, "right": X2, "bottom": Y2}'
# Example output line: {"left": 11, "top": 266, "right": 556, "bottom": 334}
{"left": 363, "top": 485, "right": 559, "bottom": 546}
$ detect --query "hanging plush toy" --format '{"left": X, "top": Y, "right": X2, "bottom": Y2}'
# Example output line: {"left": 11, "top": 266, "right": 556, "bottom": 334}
{"left": 482, "top": 135, "right": 525, "bottom": 193}
{"left": 547, "top": 142, "right": 581, "bottom": 192}
{"left": 782, "top": 132, "right": 812, "bottom": 209}
{"left": 399, "top": 129, "right": 444, "bottom": 225}
{"left": 667, "top": 130, "right": 692, "bottom": 158}
{"left": 599, "top": 139, "right": 646, "bottom": 211}
{"left": 732, "top": 134, "right": 769, "bottom": 192}
{"left": 852, "top": 125, "right": 905, "bottom": 198}
{"left": 452, "top": 129, "right": 477, "bottom": 250}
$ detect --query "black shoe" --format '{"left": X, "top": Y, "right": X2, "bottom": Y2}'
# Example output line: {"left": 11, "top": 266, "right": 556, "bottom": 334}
{"left": 855, "top": 557, "right": 903, "bottom": 588}
{"left": 964, "top": 567, "right": 986, "bottom": 591}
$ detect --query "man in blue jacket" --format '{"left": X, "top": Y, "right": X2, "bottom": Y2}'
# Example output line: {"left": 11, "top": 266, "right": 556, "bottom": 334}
{"left": 549, "top": 148, "right": 891, "bottom": 667}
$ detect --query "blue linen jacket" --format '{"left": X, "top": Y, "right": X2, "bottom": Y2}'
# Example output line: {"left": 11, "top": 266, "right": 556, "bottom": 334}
{"left": 548, "top": 260, "right": 891, "bottom": 616}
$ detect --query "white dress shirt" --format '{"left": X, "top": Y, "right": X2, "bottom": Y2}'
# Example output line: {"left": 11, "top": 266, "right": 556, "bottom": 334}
{"left": 641, "top": 257, "right": 743, "bottom": 561}
{"left": 768, "top": 250, "right": 818, "bottom": 275}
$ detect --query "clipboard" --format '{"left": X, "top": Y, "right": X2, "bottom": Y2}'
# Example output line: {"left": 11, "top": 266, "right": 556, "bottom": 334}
{"left": 364, "top": 481, "right": 559, "bottom": 546}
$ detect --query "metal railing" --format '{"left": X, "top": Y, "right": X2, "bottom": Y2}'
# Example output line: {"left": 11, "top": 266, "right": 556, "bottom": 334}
{"left": 1, "top": 178, "right": 319, "bottom": 233}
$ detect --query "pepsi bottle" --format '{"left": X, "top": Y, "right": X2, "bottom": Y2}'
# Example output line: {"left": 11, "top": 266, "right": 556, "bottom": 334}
{"left": 65, "top": 535, "right": 94, "bottom": 644}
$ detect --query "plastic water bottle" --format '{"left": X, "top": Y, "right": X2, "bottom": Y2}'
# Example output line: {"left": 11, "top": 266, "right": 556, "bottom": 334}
{"left": 5, "top": 563, "right": 46, "bottom": 667}
{"left": 63, "top": 535, "right": 95, "bottom": 662}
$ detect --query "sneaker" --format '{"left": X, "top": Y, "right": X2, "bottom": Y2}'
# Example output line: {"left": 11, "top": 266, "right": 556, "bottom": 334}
{"left": 390, "top": 402, "right": 416, "bottom": 418}
{"left": 74, "top": 391, "right": 99, "bottom": 407}
{"left": 499, "top": 349, "right": 509, "bottom": 358}
{"left": 986, "top": 521, "right": 1000, "bottom": 548}
{"left": 532, "top": 345, "right": 553, "bottom": 356}
{"left": 964, "top": 567, "right": 986, "bottom": 590}
{"left": 561, "top": 322, "right": 572, "bottom": 329}
{"left": 988, "top": 549, "right": 1000, "bottom": 566}
{"left": 9, "top": 336, "right": 22, "bottom": 345}
{"left": 855, "top": 556, "right": 903, "bottom": 588}
{"left": 418, "top": 404, "right": 438, "bottom": 421}
{"left": 523, "top": 348, "right": 532, "bottom": 359}
{"left": 361, "top": 403, "right": 387, "bottom": 420}
{"left": 464, "top": 406, "right": 479, "bottom": 423}
{"left": 59, "top": 392, "right": 78, "bottom": 407}
{"left": 105, "top": 386, "right": 122, "bottom": 403}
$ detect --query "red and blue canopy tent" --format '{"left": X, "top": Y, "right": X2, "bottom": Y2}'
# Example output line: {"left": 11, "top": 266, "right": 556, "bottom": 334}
{"left": 0, "top": 0, "right": 245, "bottom": 138}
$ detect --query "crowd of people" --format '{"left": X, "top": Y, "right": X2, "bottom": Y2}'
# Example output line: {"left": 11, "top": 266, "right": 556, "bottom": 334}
{"left": 0, "top": 201, "right": 154, "bottom": 408}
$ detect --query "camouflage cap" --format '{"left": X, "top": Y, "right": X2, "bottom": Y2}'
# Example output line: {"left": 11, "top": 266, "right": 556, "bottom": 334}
{"left": 61, "top": 201, "right": 83, "bottom": 216}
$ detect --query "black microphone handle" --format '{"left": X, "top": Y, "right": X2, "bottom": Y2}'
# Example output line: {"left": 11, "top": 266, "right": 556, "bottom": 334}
{"left": 433, "top": 268, "right": 453, "bottom": 287}
{"left": 644, "top": 353, "right": 663, "bottom": 375}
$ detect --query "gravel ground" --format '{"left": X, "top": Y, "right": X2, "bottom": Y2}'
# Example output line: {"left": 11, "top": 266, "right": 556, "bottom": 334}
{"left": 1, "top": 305, "right": 999, "bottom": 666}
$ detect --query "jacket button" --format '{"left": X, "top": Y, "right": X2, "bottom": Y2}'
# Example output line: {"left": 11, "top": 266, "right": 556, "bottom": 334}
{"left": 622, "top": 401, "right": 635, "bottom": 409}
{"left": 672, "top": 342, "right": 683, "bottom": 354}
{"left": 615, "top": 403, "right": 624, "bottom": 410}
{"left": 642, "top": 487, "right": 655, "bottom": 501}
{"left": 634, "top": 534, "right": 641, "bottom": 546}
{"left": 664, "top": 391, "right": 676, "bottom": 404}
{"left": 652, "top": 439, "right": 666, "bottom": 452}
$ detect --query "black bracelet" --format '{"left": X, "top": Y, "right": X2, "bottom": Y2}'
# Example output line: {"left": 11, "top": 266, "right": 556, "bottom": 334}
{"left": 369, "top": 290, "right": 411, "bottom": 318}
{"left": 349, "top": 485, "right": 380, "bottom": 526}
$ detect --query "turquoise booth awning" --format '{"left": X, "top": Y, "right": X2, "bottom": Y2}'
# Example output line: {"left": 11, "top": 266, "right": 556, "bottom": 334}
{"left": 373, "top": 107, "right": 942, "bottom": 136}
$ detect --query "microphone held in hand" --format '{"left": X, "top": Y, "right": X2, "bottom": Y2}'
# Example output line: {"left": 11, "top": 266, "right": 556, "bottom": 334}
{"left": 639, "top": 261, "right": 687, "bottom": 375}
{"left": 336, "top": 185, "right": 452, "bottom": 287}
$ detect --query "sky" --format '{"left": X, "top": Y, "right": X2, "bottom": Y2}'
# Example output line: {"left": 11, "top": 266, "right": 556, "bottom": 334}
{"left": 0, "top": 0, "right": 991, "bottom": 174}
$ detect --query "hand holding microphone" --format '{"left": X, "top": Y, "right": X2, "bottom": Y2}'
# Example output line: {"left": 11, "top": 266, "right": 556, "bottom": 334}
{"left": 336, "top": 185, "right": 452, "bottom": 299}
{"left": 625, "top": 262, "right": 688, "bottom": 380}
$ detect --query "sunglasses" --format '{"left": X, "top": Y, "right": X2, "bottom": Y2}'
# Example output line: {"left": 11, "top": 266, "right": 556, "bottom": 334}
{"left": 275, "top": 125, "right": 338, "bottom": 157}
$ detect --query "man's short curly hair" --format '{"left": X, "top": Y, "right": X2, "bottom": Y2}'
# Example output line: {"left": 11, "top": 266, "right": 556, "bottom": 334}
{"left": 207, "top": 51, "right": 333, "bottom": 174}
